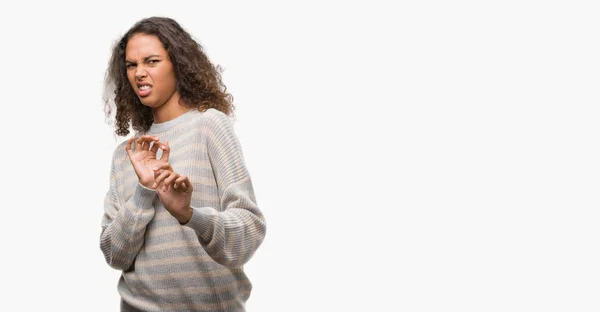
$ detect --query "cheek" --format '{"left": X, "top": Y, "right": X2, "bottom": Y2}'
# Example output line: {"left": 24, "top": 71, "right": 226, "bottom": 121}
{"left": 157, "top": 70, "right": 178, "bottom": 91}
{"left": 126, "top": 72, "right": 136, "bottom": 88}
{"left": 168, "top": 72, "right": 178, "bottom": 89}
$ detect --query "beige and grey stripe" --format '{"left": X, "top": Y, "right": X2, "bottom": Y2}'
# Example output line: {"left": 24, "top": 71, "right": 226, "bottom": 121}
{"left": 100, "top": 109, "right": 265, "bottom": 311}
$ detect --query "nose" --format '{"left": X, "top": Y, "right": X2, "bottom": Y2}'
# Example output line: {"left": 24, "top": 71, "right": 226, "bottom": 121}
{"left": 135, "top": 66, "right": 147, "bottom": 79}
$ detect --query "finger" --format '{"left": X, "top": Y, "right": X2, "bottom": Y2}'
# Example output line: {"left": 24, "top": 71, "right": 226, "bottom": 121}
{"left": 126, "top": 138, "right": 135, "bottom": 158}
{"left": 126, "top": 138, "right": 135, "bottom": 151}
{"left": 163, "top": 172, "right": 180, "bottom": 192}
{"left": 150, "top": 141, "right": 160, "bottom": 154}
{"left": 153, "top": 170, "right": 172, "bottom": 189}
{"left": 180, "top": 176, "right": 192, "bottom": 191}
{"left": 139, "top": 136, "right": 149, "bottom": 151}
{"left": 153, "top": 162, "right": 173, "bottom": 172}
{"left": 185, "top": 176, "right": 193, "bottom": 191}
{"left": 174, "top": 176, "right": 188, "bottom": 190}
{"left": 153, "top": 167, "right": 163, "bottom": 180}
{"left": 159, "top": 140, "right": 170, "bottom": 162}
{"left": 136, "top": 137, "right": 143, "bottom": 152}
{"left": 143, "top": 135, "right": 159, "bottom": 151}
{"left": 155, "top": 142, "right": 169, "bottom": 158}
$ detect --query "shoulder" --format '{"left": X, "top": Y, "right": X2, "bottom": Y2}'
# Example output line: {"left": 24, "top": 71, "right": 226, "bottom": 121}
{"left": 109, "top": 138, "right": 131, "bottom": 167}
{"left": 202, "top": 108, "right": 232, "bottom": 125}
{"left": 188, "top": 108, "right": 234, "bottom": 132}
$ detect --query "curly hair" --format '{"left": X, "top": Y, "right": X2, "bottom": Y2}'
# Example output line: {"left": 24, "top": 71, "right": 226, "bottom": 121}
{"left": 103, "top": 16, "right": 234, "bottom": 136}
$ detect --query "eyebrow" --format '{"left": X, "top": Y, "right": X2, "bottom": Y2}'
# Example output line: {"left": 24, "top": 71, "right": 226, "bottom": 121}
{"left": 125, "top": 54, "right": 162, "bottom": 63}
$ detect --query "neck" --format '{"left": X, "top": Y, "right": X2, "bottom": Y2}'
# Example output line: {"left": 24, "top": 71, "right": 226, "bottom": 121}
{"left": 152, "top": 93, "right": 189, "bottom": 123}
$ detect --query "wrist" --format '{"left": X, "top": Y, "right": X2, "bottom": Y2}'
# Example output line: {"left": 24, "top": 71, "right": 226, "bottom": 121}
{"left": 139, "top": 178, "right": 155, "bottom": 189}
{"left": 177, "top": 207, "right": 193, "bottom": 225}
{"left": 138, "top": 181, "right": 157, "bottom": 192}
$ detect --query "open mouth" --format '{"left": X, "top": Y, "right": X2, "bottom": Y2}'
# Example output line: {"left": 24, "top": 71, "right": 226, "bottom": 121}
{"left": 138, "top": 84, "right": 152, "bottom": 97}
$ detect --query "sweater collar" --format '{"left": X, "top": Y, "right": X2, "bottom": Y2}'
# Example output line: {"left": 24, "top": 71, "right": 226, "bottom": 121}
{"left": 147, "top": 109, "right": 196, "bottom": 134}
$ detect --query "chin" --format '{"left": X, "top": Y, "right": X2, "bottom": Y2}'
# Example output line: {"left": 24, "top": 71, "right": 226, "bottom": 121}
{"left": 139, "top": 98, "right": 159, "bottom": 108}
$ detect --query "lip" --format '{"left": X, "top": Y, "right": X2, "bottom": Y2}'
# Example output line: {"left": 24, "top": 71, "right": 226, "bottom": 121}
{"left": 137, "top": 82, "right": 152, "bottom": 97}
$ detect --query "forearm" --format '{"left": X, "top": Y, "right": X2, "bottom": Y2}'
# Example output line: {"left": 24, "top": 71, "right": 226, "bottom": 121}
{"left": 100, "top": 183, "right": 157, "bottom": 270}
{"left": 188, "top": 110, "right": 266, "bottom": 267}
{"left": 183, "top": 180, "right": 266, "bottom": 268}
{"left": 185, "top": 207, "right": 266, "bottom": 268}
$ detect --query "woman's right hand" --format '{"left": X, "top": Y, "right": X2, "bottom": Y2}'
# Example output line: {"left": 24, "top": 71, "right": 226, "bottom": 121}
{"left": 125, "top": 135, "right": 170, "bottom": 189}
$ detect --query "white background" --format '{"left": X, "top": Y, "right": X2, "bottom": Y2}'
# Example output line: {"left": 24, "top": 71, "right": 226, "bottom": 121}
{"left": 0, "top": 0, "right": 599, "bottom": 311}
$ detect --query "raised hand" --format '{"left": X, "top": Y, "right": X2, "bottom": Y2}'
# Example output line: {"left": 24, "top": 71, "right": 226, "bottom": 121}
{"left": 153, "top": 162, "right": 194, "bottom": 224}
{"left": 125, "top": 135, "right": 170, "bottom": 189}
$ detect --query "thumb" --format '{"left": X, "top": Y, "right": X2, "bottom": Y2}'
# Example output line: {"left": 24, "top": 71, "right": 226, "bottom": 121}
{"left": 160, "top": 140, "right": 170, "bottom": 162}
{"left": 125, "top": 138, "right": 135, "bottom": 160}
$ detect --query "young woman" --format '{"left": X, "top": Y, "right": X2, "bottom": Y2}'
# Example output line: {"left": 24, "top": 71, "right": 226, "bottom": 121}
{"left": 100, "top": 16, "right": 266, "bottom": 312}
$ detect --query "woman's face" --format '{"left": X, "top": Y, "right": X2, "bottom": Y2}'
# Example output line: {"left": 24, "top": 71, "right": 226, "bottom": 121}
{"left": 125, "top": 33, "right": 178, "bottom": 109}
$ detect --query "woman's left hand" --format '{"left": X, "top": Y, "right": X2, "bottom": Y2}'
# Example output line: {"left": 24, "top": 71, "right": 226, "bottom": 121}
{"left": 153, "top": 163, "right": 194, "bottom": 224}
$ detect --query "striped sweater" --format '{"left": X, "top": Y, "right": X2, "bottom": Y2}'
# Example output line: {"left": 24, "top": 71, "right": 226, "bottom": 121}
{"left": 100, "top": 108, "right": 266, "bottom": 311}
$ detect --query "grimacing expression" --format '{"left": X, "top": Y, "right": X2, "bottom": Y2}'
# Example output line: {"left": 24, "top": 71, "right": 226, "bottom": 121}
{"left": 125, "top": 34, "right": 178, "bottom": 108}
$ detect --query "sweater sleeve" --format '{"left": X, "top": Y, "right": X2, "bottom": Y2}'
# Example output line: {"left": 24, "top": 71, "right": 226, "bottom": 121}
{"left": 100, "top": 150, "right": 157, "bottom": 271}
{"left": 183, "top": 111, "right": 266, "bottom": 268}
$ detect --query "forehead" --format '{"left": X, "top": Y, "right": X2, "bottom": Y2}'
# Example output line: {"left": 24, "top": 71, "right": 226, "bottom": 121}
{"left": 125, "top": 34, "right": 167, "bottom": 60}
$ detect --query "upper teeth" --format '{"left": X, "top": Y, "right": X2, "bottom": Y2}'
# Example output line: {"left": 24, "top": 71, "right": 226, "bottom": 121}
{"left": 140, "top": 85, "right": 151, "bottom": 90}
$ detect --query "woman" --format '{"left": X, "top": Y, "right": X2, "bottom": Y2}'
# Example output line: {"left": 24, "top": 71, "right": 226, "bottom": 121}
{"left": 100, "top": 16, "right": 266, "bottom": 312}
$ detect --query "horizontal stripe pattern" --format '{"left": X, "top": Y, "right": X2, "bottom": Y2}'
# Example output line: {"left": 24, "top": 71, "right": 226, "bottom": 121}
{"left": 100, "top": 109, "right": 265, "bottom": 311}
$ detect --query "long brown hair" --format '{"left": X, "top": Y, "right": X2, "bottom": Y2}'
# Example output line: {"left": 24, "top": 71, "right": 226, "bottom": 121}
{"left": 103, "top": 16, "right": 234, "bottom": 136}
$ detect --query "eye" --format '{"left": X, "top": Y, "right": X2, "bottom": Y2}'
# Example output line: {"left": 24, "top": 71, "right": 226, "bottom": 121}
{"left": 148, "top": 60, "right": 159, "bottom": 65}
{"left": 126, "top": 63, "right": 136, "bottom": 69}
